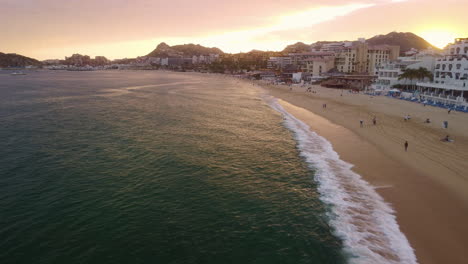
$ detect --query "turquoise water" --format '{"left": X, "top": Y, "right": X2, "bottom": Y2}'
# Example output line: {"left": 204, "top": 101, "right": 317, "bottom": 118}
{"left": 0, "top": 71, "right": 346, "bottom": 264}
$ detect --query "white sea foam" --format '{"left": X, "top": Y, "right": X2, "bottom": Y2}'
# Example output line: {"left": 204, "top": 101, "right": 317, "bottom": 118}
{"left": 267, "top": 98, "right": 418, "bottom": 264}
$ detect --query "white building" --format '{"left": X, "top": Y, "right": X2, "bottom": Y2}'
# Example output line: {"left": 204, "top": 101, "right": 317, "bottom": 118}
{"left": 292, "top": 72, "right": 303, "bottom": 83}
{"left": 373, "top": 54, "right": 439, "bottom": 91}
{"left": 417, "top": 38, "right": 468, "bottom": 109}
{"left": 192, "top": 54, "right": 219, "bottom": 64}
{"left": 160, "top": 58, "right": 169, "bottom": 66}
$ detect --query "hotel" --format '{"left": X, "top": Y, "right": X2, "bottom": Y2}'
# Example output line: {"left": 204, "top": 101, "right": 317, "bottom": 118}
{"left": 417, "top": 38, "right": 468, "bottom": 109}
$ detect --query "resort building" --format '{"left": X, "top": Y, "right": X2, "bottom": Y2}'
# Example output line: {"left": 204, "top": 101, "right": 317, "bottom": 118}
{"left": 334, "top": 41, "right": 368, "bottom": 73}
{"left": 417, "top": 38, "right": 468, "bottom": 108}
{"left": 269, "top": 39, "right": 400, "bottom": 77}
{"left": 335, "top": 42, "right": 400, "bottom": 74}
{"left": 366, "top": 45, "right": 400, "bottom": 73}
{"left": 267, "top": 56, "right": 292, "bottom": 70}
{"left": 288, "top": 52, "right": 335, "bottom": 71}
{"left": 373, "top": 54, "right": 438, "bottom": 91}
{"left": 305, "top": 57, "right": 335, "bottom": 77}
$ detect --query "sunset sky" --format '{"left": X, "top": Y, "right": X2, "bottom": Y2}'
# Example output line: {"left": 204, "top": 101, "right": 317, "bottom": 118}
{"left": 1, "top": 0, "right": 466, "bottom": 60}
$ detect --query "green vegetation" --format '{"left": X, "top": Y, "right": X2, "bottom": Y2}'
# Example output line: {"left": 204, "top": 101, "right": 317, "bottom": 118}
{"left": 398, "top": 67, "right": 434, "bottom": 91}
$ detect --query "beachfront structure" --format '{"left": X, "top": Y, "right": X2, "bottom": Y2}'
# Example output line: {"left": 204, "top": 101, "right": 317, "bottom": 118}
{"left": 305, "top": 57, "right": 335, "bottom": 77}
{"left": 288, "top": 52, "right": 335, "bottom": 71}
{"left": 192, "top": 54, "right": 219, "bottom": 64}
{"left": 334, "top": 42, "right": 400, "bottom": 74}
{"left": 373, "top": 55, "right": 439, "bottom": 91}
{"left": 367, "top": 45, "right": 400, "bottom": 73}
{"left": 267, "top": 56, "right": 292, "bottom": 70}
{"left": 417, "top": 38, "right": 468, "bottom": 108}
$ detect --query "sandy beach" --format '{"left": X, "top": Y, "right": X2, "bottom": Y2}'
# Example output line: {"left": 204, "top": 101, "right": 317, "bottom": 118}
{"left": 260, "top": 82, "right": 468, "bottom": 264}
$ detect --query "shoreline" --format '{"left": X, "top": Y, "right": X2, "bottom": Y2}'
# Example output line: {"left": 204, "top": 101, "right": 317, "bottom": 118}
{"left": 257, "top": 82, "right": 468, "bottom": 264}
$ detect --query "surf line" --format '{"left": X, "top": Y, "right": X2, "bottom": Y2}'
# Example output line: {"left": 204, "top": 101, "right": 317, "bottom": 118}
{"left": 266, "top": 97, "right": 417, "bottom": 264}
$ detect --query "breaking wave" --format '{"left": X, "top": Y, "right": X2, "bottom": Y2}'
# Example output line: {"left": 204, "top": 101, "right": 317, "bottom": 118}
{"left": 267, "top": 98, "right": 418, "bottom": 264}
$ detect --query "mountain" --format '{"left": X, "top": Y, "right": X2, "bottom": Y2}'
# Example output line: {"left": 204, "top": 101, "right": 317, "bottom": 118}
{"left": 147, "top": 42, "right": 224, "bottom": 57}
{"left": 282, "top": 42, "right": 311, "bottom": 53}
{"left": 0, "top": 52, "right": 41, "bottom": 67}
{"left": 366, "top": 32, "right": 437, "bottom": 53}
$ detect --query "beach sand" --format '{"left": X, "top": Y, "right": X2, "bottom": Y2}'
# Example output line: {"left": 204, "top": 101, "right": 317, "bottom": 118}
{"left": 260, "top": 83, "right": 468, "bottom": 264}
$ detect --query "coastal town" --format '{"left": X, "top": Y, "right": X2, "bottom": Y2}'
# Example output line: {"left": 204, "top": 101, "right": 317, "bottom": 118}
{"left": 3, "top": 33, "right": 468, "bottom": 112}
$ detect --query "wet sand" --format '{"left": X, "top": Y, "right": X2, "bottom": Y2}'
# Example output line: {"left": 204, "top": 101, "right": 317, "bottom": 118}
{"left": 260, "top": 83, "right": 468, "bottom": 264}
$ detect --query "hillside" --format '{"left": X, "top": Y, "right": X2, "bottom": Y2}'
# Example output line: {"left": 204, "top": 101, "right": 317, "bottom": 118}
{"left": 147, "top": 43, "right": 224, "bottom": 57}
{"left": 367, "top": 32, "right": 437, "bottom": 53}
{"left": 282, "top": 42, "right": 311, "bottom": 53}
{"left": 0, "top": 52, "right": 41, "bottom": 68}
{"left": 283, "top": 32, "right": 436, "bottom": 55}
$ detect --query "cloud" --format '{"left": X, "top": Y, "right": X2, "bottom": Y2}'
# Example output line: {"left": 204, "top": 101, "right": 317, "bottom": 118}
{"left": 180, "top": 3, "right": 376, "bottom": 53}
{"left": 2, "top": 0, "right": 465, "bottom": 59}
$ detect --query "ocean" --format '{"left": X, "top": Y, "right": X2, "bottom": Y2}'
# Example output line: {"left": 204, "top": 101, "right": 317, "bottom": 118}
{"left": 0, "top": 71, "right": 415, "bottom": 264}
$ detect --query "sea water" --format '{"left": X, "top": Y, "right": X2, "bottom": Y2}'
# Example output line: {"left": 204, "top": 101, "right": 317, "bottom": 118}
{"left": 0, "top": 71, "right": 415, "bottom": 264}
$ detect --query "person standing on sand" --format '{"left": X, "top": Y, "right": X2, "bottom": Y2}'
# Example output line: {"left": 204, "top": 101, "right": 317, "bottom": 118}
{"left": 372, "top": 116, "right": 377, "bottom": 125}
{"left": 404, "top": 141, "right": 409, "bottom": 152}
{"left": 360, "top": 120, "right": 364, "bottom": 127}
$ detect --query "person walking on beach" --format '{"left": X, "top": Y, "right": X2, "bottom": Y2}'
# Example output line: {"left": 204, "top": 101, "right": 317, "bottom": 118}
{"left": 443, "top": 121, "right": 448, "bottom": 129}
{"left": 404, "top": 141, "right": 409, "bottom": 152}
{"left": 360, "top": 120, "right": 364, "bottom": 127}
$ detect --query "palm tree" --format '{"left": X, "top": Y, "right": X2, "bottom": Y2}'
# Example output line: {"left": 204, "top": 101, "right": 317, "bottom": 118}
{"left": 416, "top": 67, "right": 433, "bottom": 82}
{"left": 398, "top": 68, "right": 418, "bottom": 91}
{"left": 398, "top": 67, "right": 434, "bottom": 92}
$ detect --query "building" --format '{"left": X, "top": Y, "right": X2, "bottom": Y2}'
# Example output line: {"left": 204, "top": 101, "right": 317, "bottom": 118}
{"left": 292, "top": 72, "right": 303, "bottom": 83}
{"left": 335, "top": 42, "right": 368, "bottom": 73}
{"left": 417, "top": 38, "right": 468, "bottom": 108}
{"left": 366, "top": 45, "right": 400, "bottom": 73}
{"left": 160, "top": 58, "right": 169, "bottom": 66}
{"left": 373, "top": 54, "right": 439, "bottom": 91}
{"left": 305, "top": 57, "right": 335, "bottom": 77}
{"left": 267, "top": 56, "right": 292, "bottom": 70}
{"left": 94, "top": 56, "right": 110, "bottom": 66}
{"left": 288, "top": 52, "right": 335, "bottom": 71}
{"left": 311, "top": 41, "right": 353, "bottom": 52}
{"left": 192, "top": 54, "right": 219, "bottom": 64}
{"left": 334, "top": 41, "right": 400, "bottom": 74}
{"left": 167, "top": 57, "right": 193, "bottom": 66}
{"left": 65, "top": 54, "right": 91, "bottom": 66}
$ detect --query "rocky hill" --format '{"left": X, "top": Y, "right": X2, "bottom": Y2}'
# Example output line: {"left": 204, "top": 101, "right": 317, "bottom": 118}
{"left": 366, "top": 32, "right": 437, "bottom": 53}
{"left": 283, "top": 32, "right": 436, "bottom": 55}
{"left": 282, "top": 42, "right": 311, "bottom": 53}
{"left": 0, "top": 52, "right": 41, "bottom": 67}
{"left": 147, "top": 43, "right": 224, "bottom": 57}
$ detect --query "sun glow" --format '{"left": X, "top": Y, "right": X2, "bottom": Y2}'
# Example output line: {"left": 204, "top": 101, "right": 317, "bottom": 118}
{"left": 419, "top": 30, "right": 457, "bottom": 49}
{"left": 33, "top": 3, "right": 375, "bottom": 58}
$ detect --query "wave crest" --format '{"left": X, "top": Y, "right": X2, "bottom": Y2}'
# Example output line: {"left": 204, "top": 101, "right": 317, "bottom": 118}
{"left": 268, "top": 98, "right": 417, "bottom": 264}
